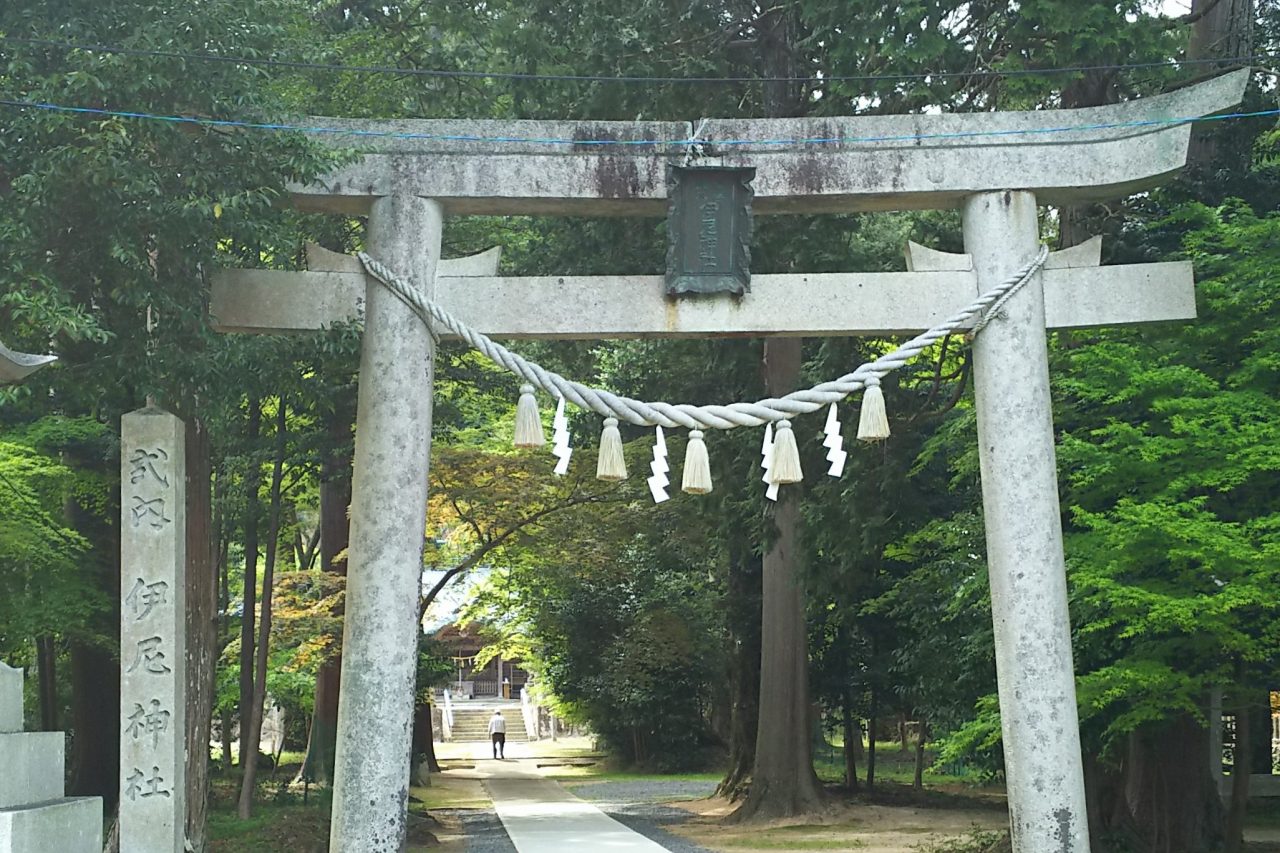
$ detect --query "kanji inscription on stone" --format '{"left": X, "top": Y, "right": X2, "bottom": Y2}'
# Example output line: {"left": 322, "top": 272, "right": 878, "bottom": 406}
{"left": 120, "top": 406, "right": 187, "bottom": 853}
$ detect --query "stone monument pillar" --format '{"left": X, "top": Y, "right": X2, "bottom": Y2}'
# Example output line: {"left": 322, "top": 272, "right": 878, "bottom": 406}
{"left": 0, "top": 663, "right": 102, "bottom": 852}
{"left": 119, "top": 406, "right": 187, "bottom": 852}
{"left": 964, "top": 191, "right": 1090, "bottom": 852}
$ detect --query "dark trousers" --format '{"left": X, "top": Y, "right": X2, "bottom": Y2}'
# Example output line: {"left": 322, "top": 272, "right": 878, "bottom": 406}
{"left": 491, "top": 732, "right": 506, "bottom": 756}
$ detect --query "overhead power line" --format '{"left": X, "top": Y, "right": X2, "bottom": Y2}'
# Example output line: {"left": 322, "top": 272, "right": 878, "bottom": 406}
{"left": 0, "top": 35, "right": 1275, "bottom": 86}
{"left": 1, "top": 97, "right": 1277, "bottom": 149}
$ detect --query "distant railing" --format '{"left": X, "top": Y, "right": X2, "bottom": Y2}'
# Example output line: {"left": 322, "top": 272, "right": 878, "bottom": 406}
{"left": 520, "top": 687, "right": 539, "bottom": 741}
{"left": 442, "top": 689, "right": 454, "bottom": 741}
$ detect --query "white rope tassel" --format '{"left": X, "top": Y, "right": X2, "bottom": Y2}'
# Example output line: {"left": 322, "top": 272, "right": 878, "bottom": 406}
{"left": 647, "top": 426, "right": 670, "bottom": 503}
{"left": 823, "top": 403, "right": 847, "bottom": 477}
{"left": 552, "top": 395, "right": 572, "bottom": 475}
{"left": 514, "top": 384, "right": 546, "bottom": 448}
{"left": 681, "top": 430, "right": 713, "bottom": 495}
{"left": 358, "top": 245, "right": 1048, "bottom": 434}
{"left": 767, "top": 420, "right": 803, "bottom": 485}
{"left": 596, "top": 417, "right": 627, "bottom": 481}
{"left": 857, "top": 378, "right": 890, "bottom": 442}
{"left": 761, "top": 423, "right": 779, "bottom": 501}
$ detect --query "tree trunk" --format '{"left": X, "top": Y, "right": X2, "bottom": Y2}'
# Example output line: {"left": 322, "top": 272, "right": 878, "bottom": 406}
{"left": 1187, "top": 0, "right": 1254, "bottom": 170}
{"left": 729, "top": 338, "right": 824, "bottom": 823}
{"left": 185, "top": 417, "right": 217, "bottom": 852}
{"left": 36, "top": 635, "right": 58, "bottom": 731}
{"left": 216, "top": 471, "right": 234, "bottom": 772}
{"left": 238, "top": 398, "right": 262, "bottom": 770}
{"left": 1057, "top": 70, "right": 1115, "bottom": 250}
{"left": 866, "top": 680, "right": 878, "bottom": 791}
{"left": 237, "top": 399, "right": 288, "bottom": 819}
{"left": 1224, "top": 696, "right": 1252, "bottom": 853}
{"left": 68, "top": 641, "right": 120, "bottom": 807}
{"left": 899, "top": 713, "right": 909, "bottom": 753}
{"left": 297, "top": 400, "right": 353, "bottom": 786}
{"left": 1088, "top": 714, "right": 1226, "bottom": 853}
{"left": 841, "top": 689, "right": 859, "bottom": 792}
{"left": 716, "top": 543, "right": 762, "bottom": 801}
{"left": 913, "top": 719, "right": 927, "bottom": 791}
{"left": 411, "top": 702, "right": 442, "bottom": 786}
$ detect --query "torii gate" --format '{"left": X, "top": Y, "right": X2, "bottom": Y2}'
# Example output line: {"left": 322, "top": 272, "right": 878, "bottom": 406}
{"left": 212, "top": 70, "right": 1247, "bottom": 853}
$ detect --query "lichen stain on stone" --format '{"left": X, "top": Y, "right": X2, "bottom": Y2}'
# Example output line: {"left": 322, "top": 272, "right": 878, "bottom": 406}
{"left": 782, "top": 155, "right": 829, "bottom": 196}
{"left": 571, "top": 125, "right": 655, "bottom": 199}
{"left": 1053, "top": 806, "right": 1075, "bottom": 852}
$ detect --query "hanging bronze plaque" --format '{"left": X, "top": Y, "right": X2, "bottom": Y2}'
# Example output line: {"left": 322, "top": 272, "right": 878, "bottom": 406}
{"left": 666, "top": 165, "right": 755, "bottom": 296}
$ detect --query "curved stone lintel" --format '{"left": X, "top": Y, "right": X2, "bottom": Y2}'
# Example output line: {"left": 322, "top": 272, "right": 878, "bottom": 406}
{"left": 0, "top": 339, "right": 57, "bottom": 384}
{"left": 291, "top": 70, "right": 1248, "bottom": 216}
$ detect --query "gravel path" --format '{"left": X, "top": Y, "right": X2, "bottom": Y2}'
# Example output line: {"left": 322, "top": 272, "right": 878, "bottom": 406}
{"left": 454, "top": 781, "right": 716, "bottom": 853}
{"left": 601, "top": 803, "right": 714, "bottom": 853}
{"left": 565, "top": 780, "right": 718, "bottom": 804}
{"left": 457, "top": 809, "right": 517, "bottom": 853}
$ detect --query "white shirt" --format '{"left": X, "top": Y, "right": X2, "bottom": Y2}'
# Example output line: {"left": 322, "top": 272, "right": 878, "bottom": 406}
{"left": 488, "top": 714, "right": 507, "bottom": 735}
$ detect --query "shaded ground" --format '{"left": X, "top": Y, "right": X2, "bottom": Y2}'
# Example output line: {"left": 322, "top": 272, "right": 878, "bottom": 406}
{"left": 204, "top": 743, "right": 1280, "bottom": 852}
{"left": 659, "top": 785, "right": 1009, "bottom": 853}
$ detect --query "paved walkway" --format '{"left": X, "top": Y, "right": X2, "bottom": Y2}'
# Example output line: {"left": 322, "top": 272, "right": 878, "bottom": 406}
{"left": 448, "top": 741, "right": 672, "bottom": 852}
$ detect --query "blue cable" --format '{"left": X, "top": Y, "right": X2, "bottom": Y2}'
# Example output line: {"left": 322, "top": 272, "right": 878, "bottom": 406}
{"left": 0, "top": 97, "right": 1277, "bottom": 149}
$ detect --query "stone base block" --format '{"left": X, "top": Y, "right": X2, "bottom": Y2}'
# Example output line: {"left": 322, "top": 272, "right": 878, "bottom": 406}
{"left": 0, "top": 796, "right": 102, "bottom": 853}
{"left": 0, "top": 666, "right": 20, "bottom": 734}
{"left": 0, "top": 732, "right": 63, "bottom": 808}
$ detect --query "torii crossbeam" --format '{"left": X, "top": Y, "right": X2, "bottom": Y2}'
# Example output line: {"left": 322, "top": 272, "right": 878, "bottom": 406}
{"left": 210, "top": 69, "right": 1247, "bottom": 853}
{"left": 0, "top": 338, "right": 57, "bottom": 384}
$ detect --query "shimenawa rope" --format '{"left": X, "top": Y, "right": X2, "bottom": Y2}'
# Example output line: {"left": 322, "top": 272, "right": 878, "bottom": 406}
{"left": 356, "top": 244, "right": 1049, "bottom": 431}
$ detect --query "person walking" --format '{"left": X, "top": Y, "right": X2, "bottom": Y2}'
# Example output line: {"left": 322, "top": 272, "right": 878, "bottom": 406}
{"left": 488, "top": 710, "right": 507, "bottom": 759}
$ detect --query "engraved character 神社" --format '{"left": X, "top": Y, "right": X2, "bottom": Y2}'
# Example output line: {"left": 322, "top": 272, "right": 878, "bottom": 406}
{"left": 125, "top": 578, "right": 170, "bottom": 621}
{"left": 125, "top": 698, "right": 171, "bottom": 747}
{"left": 127, "top": 636, "right": 172, "bottom": 675}
{"left": 124, "top": 766, "right": 172, "bottom": 800}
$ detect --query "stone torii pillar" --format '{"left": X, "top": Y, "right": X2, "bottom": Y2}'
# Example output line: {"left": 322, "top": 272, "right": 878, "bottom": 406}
{"left": 967, "top": 192, "right": 1087, "bottom": 848}
{"left": 208, "top": 69, "right": 1247, "bottom": 853}
{"left": 329, "top": 193, "right": 442, "bottom": 851}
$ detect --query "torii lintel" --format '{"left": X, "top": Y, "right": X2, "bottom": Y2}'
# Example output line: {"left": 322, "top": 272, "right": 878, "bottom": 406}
{"left": 210, "top": 240, "right": 1194, "bottom": 340}
{"left": 290, "top": 70, "right": 1247, "bottom": 217}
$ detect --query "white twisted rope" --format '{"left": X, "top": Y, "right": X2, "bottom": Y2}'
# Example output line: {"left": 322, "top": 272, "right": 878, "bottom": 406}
{"left": 357, "top": 245, "right": 1049, "bottom": 431}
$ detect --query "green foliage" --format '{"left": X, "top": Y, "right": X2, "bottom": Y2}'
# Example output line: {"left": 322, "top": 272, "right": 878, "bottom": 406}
{"left": 0, "top": 417, "right": 113, "bottom": 657}
{"left": 529, "top": 557, "right": 726, "bottom": 770}
{"left": 1058, "top": 198, "right": 1280, "bottom": 752}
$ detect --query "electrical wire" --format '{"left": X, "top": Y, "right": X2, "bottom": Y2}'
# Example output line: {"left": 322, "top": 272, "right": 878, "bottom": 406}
{"left": 0, "top": 35, "right": 1275, "bottom": 86}
{"left": 1, "top": 97, "right": 1277, "bottom": 149}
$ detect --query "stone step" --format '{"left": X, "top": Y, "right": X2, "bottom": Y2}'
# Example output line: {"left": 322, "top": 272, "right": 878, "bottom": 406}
{"left": 0, "top": 733, "right": 64, "bottom": 808}
{"left": 0, "top": 796, "right": 102, "bottom": 853}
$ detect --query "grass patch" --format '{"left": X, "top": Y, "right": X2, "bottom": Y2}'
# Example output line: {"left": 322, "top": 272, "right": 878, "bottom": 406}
{"left": 208, "top": 800, "right": 330, "bottom": 852}
{"left": 911, "top": 828, "right": 1008, "bottom": 853}
{"left": 813, "top": 742, "right": 987, "bottom": 789}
